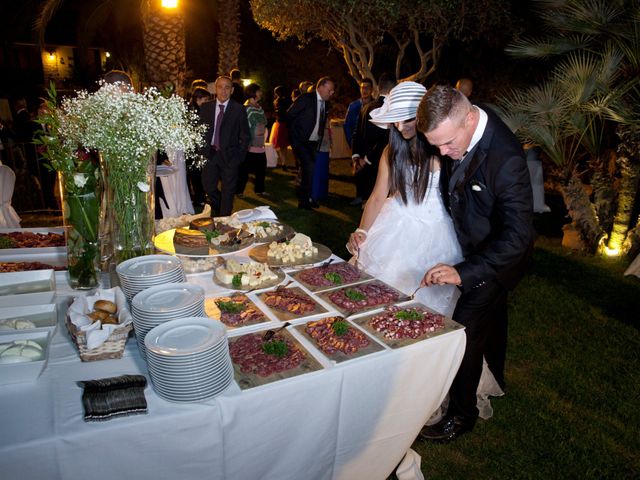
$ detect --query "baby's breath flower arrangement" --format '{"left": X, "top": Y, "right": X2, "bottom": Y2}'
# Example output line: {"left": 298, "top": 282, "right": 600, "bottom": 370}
{"left": 59, "top": 82, "right": 205, "bottom": 262}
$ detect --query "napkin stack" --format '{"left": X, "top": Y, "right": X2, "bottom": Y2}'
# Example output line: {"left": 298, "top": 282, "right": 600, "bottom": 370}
{"left": 79, "top": 374, "right": 148, "bottom": 422}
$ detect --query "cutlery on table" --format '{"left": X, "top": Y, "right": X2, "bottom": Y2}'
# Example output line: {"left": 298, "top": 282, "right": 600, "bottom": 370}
{"left": 263, "top": 322, "right": 291, "bottom": 342}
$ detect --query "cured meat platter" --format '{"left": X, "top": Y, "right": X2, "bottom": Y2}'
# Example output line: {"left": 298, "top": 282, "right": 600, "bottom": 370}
{"left": 256, "top": 285, "right": 329, "bottom": 322}
{"left": 228, "top": 329, "right": 323, "bottom": 389}
{"left": 0, "top": 228, "right": 66, "bottom": 257}
{"left": 295, "top": 316, "right": 384, "bottom": 364}
{"left": 317, "top": 280, "right": 408, "bottom": 317}
{"left": 352, "top": 302, "right": 463, "bottom": 349}
{"left": 288, "top": 261, "right": 373, "bottom": 293}
{"left": 204, "top": 294, "right": 270, "bottom": 329}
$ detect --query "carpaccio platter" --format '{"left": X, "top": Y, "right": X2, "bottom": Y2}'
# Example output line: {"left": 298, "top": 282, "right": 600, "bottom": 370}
{"left": 295, "top": 316, "right": 385, "bottom": 364}
{"left": 288, "top": 261, "right": 373, "bottom": 293}
{"left": 204, "top": 294, "right": 270, "bottom": 329}
{"left": 256, "top": 285, "right": 329, "bottom": 322}
{"left": 228, "top": 328, "right": 323, "bottom": 389}
{"left": 352, "top": 302, "right": 463, "bottom": 349}
{"left": 317, "top": 280, "right": 408, "bottom": 317}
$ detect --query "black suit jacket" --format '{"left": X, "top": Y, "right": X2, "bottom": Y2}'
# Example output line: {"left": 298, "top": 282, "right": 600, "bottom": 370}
{"left": 440, "top": 106, "right": 534, "bottom": 293}
{"left": 286, "top": 92, "right": 329, "bottom": 148}
{"left": 351, "top": 96, "right": 388, "bottom": 166}
{"left": 199, "top": 99, "right": 249, "bottom": 164}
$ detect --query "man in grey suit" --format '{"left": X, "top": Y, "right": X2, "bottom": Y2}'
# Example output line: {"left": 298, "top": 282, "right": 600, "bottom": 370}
{"left": 287, "top": 77, "right": 335, "bottom": 209}
{"left": 199, "top": 76, "right": 249, "bottom": 216}
{"left": 416, "top": 85, "right": 534, "bottom": 442}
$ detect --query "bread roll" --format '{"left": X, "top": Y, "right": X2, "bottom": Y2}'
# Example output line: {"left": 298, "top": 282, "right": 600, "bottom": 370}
{"left": 93, "top": 300, "right": 117, "bottom": 314}
{"left": 88, "top": 310, "right": 108, "bottom": 322}
{"left": 101, "top": 314, "right": 119, "bottom": 325}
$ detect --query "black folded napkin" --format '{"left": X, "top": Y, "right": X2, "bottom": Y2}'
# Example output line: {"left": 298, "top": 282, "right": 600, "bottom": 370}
{"left": 79, "top": 374, "right": 148, "bottom": 422}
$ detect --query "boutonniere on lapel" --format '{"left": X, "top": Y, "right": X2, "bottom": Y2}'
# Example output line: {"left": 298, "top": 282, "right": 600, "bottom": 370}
{"left": 470, "top": 179, "right": 486, "bottom": 192}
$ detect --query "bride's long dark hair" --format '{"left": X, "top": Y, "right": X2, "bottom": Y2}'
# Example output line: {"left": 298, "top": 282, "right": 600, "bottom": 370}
{"left": 387, "top": 126, "right": 438, "bottom": 205}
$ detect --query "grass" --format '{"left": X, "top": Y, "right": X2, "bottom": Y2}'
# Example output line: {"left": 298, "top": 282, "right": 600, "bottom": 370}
{"left": 23, "top": 158, "right": 640, "bottom": 478}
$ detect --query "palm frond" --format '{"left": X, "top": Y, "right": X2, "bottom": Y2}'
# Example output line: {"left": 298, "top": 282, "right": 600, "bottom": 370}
{"left": 506, "top": 34, "right": 591, "bottom": 59}
{"left": 33, "top": 0, "right": 65, "bottom": 46}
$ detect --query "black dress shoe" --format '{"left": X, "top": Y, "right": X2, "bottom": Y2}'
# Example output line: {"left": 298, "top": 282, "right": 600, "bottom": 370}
{"left": 309, "top": 200, "right": 320, "bottom": 209}
{"left": 298, "top": 201, "right": 314, "bottom": 210}
{"left": 418, "top": 415, "right": 475, "bottom": 443}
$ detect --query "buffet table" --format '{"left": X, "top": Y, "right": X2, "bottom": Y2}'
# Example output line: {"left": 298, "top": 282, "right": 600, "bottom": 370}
{"left": 0, "top": 255, "right": 465, "bottom": 480}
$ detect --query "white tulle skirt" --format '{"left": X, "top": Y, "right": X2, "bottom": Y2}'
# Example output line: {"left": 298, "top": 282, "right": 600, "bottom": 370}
{"left": 356, "top": 186, "right": 463, "bottom": 317}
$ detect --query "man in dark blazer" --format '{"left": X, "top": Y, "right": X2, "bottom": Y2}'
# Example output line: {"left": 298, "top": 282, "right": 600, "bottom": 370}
{"left": 416, "top": 85, "right": 534, "bottom": 442}
{"left": 199, "top": 75, "right": 249, "bottom": 216}
{"left": 350, "top": 73, "right": 396, "bottom": 205}
{"left": 287, "top": 76, "right": 335, "bottom": 209}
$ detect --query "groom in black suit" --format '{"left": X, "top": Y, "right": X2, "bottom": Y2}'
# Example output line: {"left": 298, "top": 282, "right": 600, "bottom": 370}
{"left": 199, "top": 76, "right": 249, "bottom": 216}
{"left": 287, "top": 76, "right": 335, "bottom": 209}
{"left": 416, "top": 85, "right": 534, "bottom": 442}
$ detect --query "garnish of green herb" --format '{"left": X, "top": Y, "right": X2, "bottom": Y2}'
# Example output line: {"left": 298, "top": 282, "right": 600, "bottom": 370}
{"left": 215, "top": 300, "right": 245, "bottom": 314}
{"left": 344, "top": 289, "right": 366, "bottom": 301}
{"left": 324, "top": 272, "right": 343, "bottom": 285}
{"left": 395, "top": 309, "right": 423, "bottom": 321}
{"left": 204, "top": 229, "right": 222, "bottom": 242}
{"left": 0, "top": 236, "right": 14, "bottom": 249}
{"left": 231, "top": 273, "right": 244, "bottom": 288}
{"left": 258, "top": 221, "right": 271, "bottom": 228}
{"left": 262, "top": 339, "right": 289, "bottom": 357}
{"left": 331, "top": 320, "right": 350, "bottom": 336}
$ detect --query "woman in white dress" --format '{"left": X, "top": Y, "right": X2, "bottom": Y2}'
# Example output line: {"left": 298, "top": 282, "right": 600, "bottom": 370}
{"left": 347, "top": 81, "right": 463, "bottom": 317}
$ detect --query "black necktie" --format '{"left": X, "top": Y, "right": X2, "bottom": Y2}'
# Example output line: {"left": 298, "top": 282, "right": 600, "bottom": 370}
{"left": 318, "top": 101, "right": 326, "bottom": 137}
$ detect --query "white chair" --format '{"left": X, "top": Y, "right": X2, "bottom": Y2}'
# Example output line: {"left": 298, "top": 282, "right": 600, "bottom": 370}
{"left": 0, "top": 164, "right": 21, "bottom": 228}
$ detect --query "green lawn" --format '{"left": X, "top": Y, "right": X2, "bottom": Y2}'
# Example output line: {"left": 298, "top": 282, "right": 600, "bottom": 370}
{"left": 238, "top": 160, "right": 640, "bottom": 479}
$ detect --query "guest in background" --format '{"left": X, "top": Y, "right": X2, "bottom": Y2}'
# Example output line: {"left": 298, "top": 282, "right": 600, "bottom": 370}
{"left": 187, "top": 87, "right": 212, "bottom": 207}
{"left": 343, "top": 78, "right": 373, "bottom": 148}
{"left": 291, "top": 88, "right": 301, "bottom": 102}
{"left": 237, "top": 83, "right": 268, "bottom": 197}
{"left": 299, "top": 80, "right": 314, "bottom": 94}
{"left": 198, "top": 75, "right": 249, "bottom": 216}
{"left": 230, "top": 69, "right": 245, "bottom": 105}
{"left": 351, "top": 73, "right": 396, "bottom": 206}
{"left": 311, "top": 122, "right": 331, "bottom": 203}
{"left": 455, "top": 78, "right": 473, "bottom": 98}
{"left": 287, "top": 76, "right": 335, "bottom": 210}
{"left": 270, "top": 85, "right": 291, "bottom": 170}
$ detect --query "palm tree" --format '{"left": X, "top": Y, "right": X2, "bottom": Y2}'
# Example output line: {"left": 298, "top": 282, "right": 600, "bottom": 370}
{"left": 36, "top": 0, "right": 187, "bottom": 95}
{"left": 216, "top": 0, "right": 241, "bottom": 76}
{"left": 499, "top": 0, "right": 640, "bottom": 255}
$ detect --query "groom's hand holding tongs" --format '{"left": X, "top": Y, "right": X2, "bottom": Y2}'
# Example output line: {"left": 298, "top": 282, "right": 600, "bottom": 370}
{"left": 422, "top": 263, "right": 462, "bottom": 287}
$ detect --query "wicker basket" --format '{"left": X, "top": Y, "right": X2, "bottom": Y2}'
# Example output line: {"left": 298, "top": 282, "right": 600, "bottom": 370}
{"left": 66, "top": 316, "right": 133, "bottom": 362}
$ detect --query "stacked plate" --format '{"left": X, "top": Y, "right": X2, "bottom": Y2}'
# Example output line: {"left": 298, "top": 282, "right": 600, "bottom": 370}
{"left": 131, "top": 283, "right": 205, "bottom": 358}
{"left": 144, "top": 317, "right": 234, "bottom": 403}
{"left": 116, "top": 255, "right": 186, "bottom": 302}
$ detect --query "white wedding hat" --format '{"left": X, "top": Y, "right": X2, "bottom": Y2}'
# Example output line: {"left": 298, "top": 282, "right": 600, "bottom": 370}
{"left": 369, "top": 81, "right": 427, "bottom": 128}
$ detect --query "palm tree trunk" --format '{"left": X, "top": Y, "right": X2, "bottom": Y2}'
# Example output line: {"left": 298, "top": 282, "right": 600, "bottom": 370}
{"left": 217, "top": 0, "right": 241, "bottom": 76}
{"left": 561, "top": 170, "right": 604, "bottom": 253}
{"left": 590, "top": 152, "right": 616, "bottom": 234}
{"left": 610, "top": 124, "right": 640, "bottom": 253}
{"left": 141, "top": 1, "right": 187, "bottom": 96}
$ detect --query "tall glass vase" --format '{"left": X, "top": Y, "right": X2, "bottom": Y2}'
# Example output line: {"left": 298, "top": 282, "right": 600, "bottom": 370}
{"left": 100, "top": 154, "right": 156, "bottom": 265}
{"left": 61, "top": 175, "right": 100, "bottom": 289}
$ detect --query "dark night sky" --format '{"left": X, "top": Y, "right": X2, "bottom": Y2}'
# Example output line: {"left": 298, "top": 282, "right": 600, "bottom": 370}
{"left": 0, "top": 0, "right": 541, "bottom": 112}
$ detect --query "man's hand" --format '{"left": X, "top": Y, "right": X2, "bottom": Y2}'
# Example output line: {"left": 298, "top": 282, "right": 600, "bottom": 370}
{"left": 421, "top": 263, "right": 461, "bottom": 287}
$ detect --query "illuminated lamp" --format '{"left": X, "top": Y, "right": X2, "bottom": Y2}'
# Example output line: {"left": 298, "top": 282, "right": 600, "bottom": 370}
{"left": 105, "top": 52, "right": 111, "bottom": 58}
{"left": 241, "top": 79, "right": 252, "bottom": 87}
{"left": 161, "top": 0, "right": 178, "bottom": 8}
{"left": 47, "top": 51, "right": 56, "bottom": 62}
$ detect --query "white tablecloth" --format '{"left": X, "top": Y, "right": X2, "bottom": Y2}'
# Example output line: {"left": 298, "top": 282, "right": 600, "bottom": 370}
{"left": 0, "top": 270, "right": 465, "bottom": 480}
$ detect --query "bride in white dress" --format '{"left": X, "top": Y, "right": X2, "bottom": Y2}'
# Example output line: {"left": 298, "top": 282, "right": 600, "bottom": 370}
{"left": 347, "top": 82, "right": 463, "bottom": 317}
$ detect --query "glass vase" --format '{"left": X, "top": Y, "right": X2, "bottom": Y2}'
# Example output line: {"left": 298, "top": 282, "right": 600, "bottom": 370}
{"left": 100, "top": 154, "right": 156, "bottom": 264}
{"left": 61, "top": 181, "right": 100, "bottom": 289}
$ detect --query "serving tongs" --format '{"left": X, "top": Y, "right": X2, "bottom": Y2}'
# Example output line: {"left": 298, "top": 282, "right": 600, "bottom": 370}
{"left": 263, "top": 321, "right": 291, "bottom": 341}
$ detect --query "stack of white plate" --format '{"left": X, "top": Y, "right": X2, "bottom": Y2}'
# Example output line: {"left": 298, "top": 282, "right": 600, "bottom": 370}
{"left": 131, "top": 283, "right": 205, "bottom": 358}
{"left": 116, "top": 255, "right": 186, "bottom": 302}
{"left": 144, "top": 317, "right": 234, "bottom": 403}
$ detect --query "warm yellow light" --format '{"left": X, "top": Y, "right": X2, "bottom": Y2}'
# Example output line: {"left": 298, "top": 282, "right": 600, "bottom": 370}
{"left": 603, "top": 245, "right": 621, "bottom": 257}
{"left": 161, "top": 0, "right": 178, "bottom": 8}
{"left": 105, "top": 51, "right": 111, "bottom": 58}
{"left": 241, "top": 78, "right": 252, "bottom": 87}
{"left": 47, "top": 52, "right": 56, "bottom": 62}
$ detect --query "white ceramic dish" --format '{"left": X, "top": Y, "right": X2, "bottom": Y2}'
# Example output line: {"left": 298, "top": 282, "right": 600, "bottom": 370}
{"left": 0, "top": 330, "right": 51, "bottom": 385}
{"left": 0, "top": 304, "right": 57, "bottom": 334}
{"left": 0, "top": 270, "right": 56, "bottom": 307}
{"left": 145, "top": 317, "right": 226, "bottom": 356}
